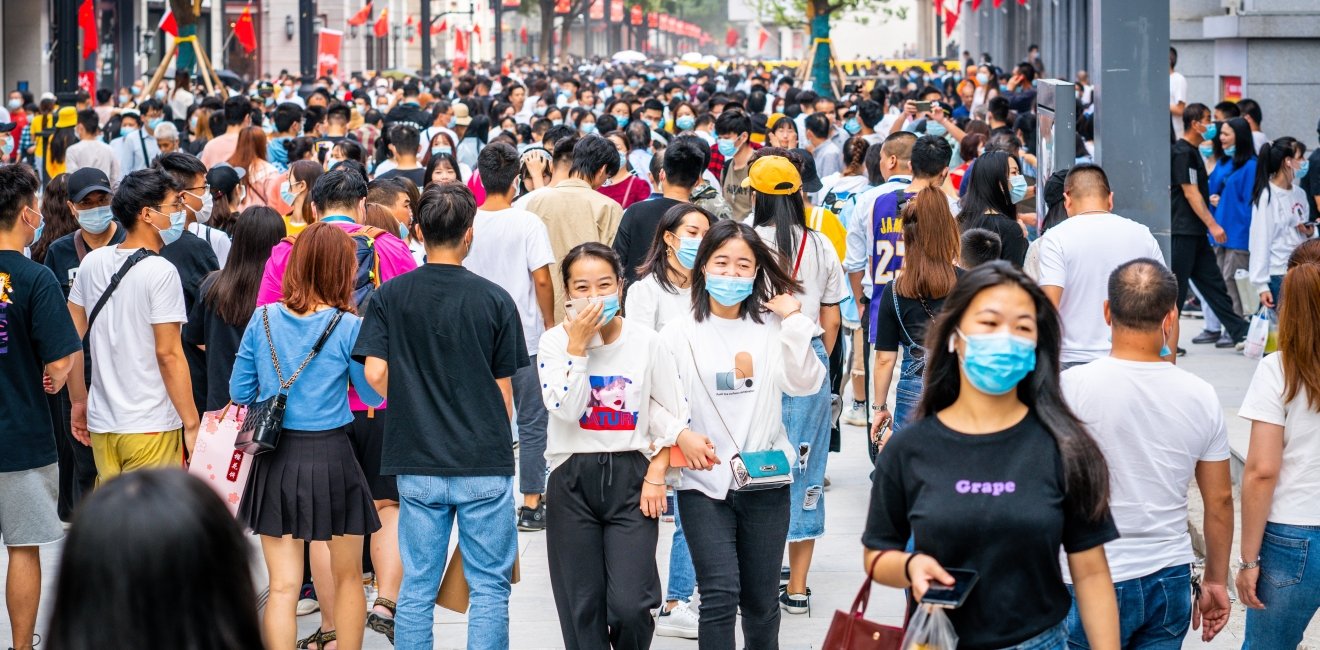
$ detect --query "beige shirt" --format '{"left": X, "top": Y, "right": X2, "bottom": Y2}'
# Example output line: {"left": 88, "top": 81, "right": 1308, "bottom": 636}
{"left": 524, "top": 178, "right": 623, "bottom": 321}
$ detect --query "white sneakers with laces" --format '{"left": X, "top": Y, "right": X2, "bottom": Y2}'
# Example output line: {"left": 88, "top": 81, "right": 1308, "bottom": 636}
{"left": 654, "top": 600, "right": 700, "bottom": 639}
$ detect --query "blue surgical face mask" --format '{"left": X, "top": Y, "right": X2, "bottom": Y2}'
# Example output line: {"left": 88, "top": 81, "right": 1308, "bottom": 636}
{"left": 953, "top": 329, "right": 1037, "bottom": 396}
{"left": 552, "top": 119, "right": 563, "bottom": 127}
{"left": 535, "top": 106, "right": 547, "bottom": 116}
{"left": 676, "top": 115, "right": 696, "bottom": 131}
{"left": 717, "top": 137, "right": 738, "bottom": 158}
{"left": 6, "top": 99, "right": 20, "bottom": 111}
{"left": 613, "top": 84, "right": 625, "bottom": 95}
{"left": 976, "top": 73, "right": 990, "bottom": 85}
{"left": 1203, "top": 122, "right": 1217, "bottom": 141}
{"left": 448, "top": 117, "right": 458, "bottom": 129}
{"left": 23, "top": 207, "right": 44, "bottom": 244}
{"left": 150, "top": 207, "right": 187, "bottom": 246}
{"left": 590, "top": 293, "right": 621, "bottom": 324}
{"left": 279, "top": 180, "right": 299, "bottom": 206}
{"left": 1224, "top": 145, "right": 1236, "bottom": 158}
{"left": 619, "top": 151, "right": 628, "bottom": 169}
{"left": 1009, "top": 174, "right": 1028, "bottom": 203}
{"left": 582, "top": 123, "right": 598, "bottom": 135}
{"left": 118, "top": 94, "right": 130, "bottom": 105}
{"left": 327, "top": 158, "right": 342, "bottom": 171}
{"left": 1, "top": 136, "right": 13, "bottom": 158}
{"left": 705, "top": 274, "right": 756, "bottom": 307}
{"left": 148, "top": 117, "right": 163, "bottom": 130}
{"left": 628, "top": 80, "right": 640, "bottom": 89}
{"left": 189, "top": 115, "right": 198, "bottom": 132}
{"left": 1199, "top": 142, "right": 1214, "bottom": 159}
{"left": 121, "top": 126, "right": 138, "bottom": 137}
{"left": 434, "top": 145, "right": 454, "bottom": 156}
{"left": 676, "top": 236, "right": 701, "bottom": 270}
{"left": 844, "top": 118, "right": 861, "bottom": 135}
{"left": 75, "top": 205, "right": 113, "bottom": 234}
{"left": 399, "top": 222, "right": 410, "bottom": 240}
{"left": 1298, "top": 160, "right": 1310, "bottom": 180}
{"left": 616, "top": 115, "right": 630, "bottom": 128}
{"left": 926, "top": 121, "right": 947, "bottom": 137}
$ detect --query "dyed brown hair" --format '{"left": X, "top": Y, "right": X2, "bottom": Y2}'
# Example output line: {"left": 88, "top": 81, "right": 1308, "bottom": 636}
{"left": 1279, "top": 262, "right": 1320, "bottom": 411}
{"left": 894, "top": 186, "right": 960, "bottom": 300}
{"left": 281, "top": 222, "right": 357, "bottom": 314}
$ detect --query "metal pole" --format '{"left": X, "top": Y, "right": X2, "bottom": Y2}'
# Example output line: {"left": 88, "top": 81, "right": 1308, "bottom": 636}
{"left": 422, "top": 0, "right": 432, "bottom": 77}
{"left": 583, "top": 5, "right": 590, "bottom": 58}
{"left": 298, "top": 0, "right": 316, "bottom": 80}
{"left": 54, "top": 0, "right": 80, "bottom": 103}
{"left": 495, "top": 0, "right": 504, "bottom": 64}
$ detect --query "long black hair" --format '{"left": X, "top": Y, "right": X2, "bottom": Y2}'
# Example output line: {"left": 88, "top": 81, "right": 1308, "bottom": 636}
{"left": 1253, "top": 136, "right": 1304, "bottom": 206}
{"left": 202, "top": 206, "right": 286, "bottom": 326}
{"left": 690, "top": 220, "right": 802, "bottom": 324}
{"left": 956, "top": 150, "right": 1018, "bottom": 228}
{"left": 46, "top": 470, "right": 263, "bottom": 650}
{"left": 918, "top": 261, "right": 1110, "bottom": 520}
{"left": 1213, "top": 117, "right": 1256, "bottom": 169}
{"left": 465, "top": 115, "right": 491, "bottom": 143}
{"left": 636, "top": 203, "right": 716, "bottom": 294}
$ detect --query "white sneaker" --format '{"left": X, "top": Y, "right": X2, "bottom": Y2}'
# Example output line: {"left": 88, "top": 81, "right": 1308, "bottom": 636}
{"left": 655, "top": 600, "right": 700, "bottom": 639}
{"left": 842, "top": 402, "right": 868, "bottom": 426}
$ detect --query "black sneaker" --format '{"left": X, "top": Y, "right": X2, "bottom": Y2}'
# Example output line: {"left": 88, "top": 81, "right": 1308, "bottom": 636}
{"left": 1177, "top": 347, "right": 1187, "bottom": 357}
{"left": 1192, "top": 329, "right": 1222, "bottom": 344}
{"left": 518, "top": 502, "right": 546, "bottom": 532}
{"left": 1214, "top": 333, "right": 1237, "bottom": 349}
{"left": 778, "top": 585, "right": 811, "bottom": 615}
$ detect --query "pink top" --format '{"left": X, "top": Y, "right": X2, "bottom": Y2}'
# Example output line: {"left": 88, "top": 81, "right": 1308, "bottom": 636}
{"left": 596, "top": 175, "right": 651, "bottom": 210}
{"left": 257, "top": 217, "right": 418, "bottom": 411}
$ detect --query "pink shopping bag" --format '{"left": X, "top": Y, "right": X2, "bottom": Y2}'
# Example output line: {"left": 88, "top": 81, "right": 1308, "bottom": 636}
{"left": 187, "top": 405, "right": 254, "bottom": 516}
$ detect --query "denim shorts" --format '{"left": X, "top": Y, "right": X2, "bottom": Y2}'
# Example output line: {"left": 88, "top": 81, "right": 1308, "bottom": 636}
{"left": 782, "top": 337, "right": 832, "bottom": 541}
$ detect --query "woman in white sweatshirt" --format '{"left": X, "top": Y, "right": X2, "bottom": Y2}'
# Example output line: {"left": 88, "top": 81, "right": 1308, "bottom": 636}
{"left": 625, "top": 203, "right": 716, "bottom": 332}
{"left": 538, "top": 242, "right": 708, "bottom": 649}
{"left": 1249, "top": 136, "right": 1314, "bottom": 311}
{"left": 659, "top": 219, "right": 827, "bottom": 650}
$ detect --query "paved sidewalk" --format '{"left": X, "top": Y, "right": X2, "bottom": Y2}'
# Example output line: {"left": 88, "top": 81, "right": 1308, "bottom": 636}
{"left": 1, "top": 318, "right": 1310, "bottom": 648}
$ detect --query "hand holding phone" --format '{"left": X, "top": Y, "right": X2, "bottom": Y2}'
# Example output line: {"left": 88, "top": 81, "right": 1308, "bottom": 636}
{"left": 920, "top": 568, "right": 979, "bottom": 608}
{"left": 914, "top": 101, "right": 933, "bottom": 113}
{"left": 563, "top": 299, "right": 605, "bottom": 355}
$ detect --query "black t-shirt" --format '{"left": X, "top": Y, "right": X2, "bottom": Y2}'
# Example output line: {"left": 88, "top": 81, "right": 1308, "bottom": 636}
{"left": 863, "top": 412, "right": 1118, "bottom": 650}
{"left": 872, "top": 271, "right": 959, "bottom": 353}
{"left": 161, "top": 230, "right": 220, "bottom": 414}
{"left": 43, "top": 225, "right": 128, "bottom": 297}
{"left": 375, "top": 167, "right": 428, "bottom": 189}
{"left": 352, "top": 264, "right": 528, "bottom": 477}
{"left": 959, "top": 212, "right": 1027, "bottom": 268}
{"left": 0, "top": 251, "right": 82, "bottom": 472}
{"left": 1303, "top": 149, "right": 1320, "bottom": 223}
{"left": 1171, "top": 139, "right": 1211, "bottom": 237}
{"left": 612, "top": 196, "right": 684, "bottom": 284}
{"left": 182, "top": 274, "right": 246, "bottom": 412}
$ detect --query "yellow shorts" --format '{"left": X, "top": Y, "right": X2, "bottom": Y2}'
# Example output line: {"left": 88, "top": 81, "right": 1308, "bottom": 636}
{"left": 90, "top": 429, "right": 184, "bottom": 485}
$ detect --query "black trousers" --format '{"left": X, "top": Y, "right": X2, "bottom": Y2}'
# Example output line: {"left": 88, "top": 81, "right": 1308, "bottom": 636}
{"left": 48, "top": 388, "right": 95, "bottom": 521}
{"left": 1171, "top": 235, "right": 1249, "bottom": 341}
{"left": 678, "top": 486, "right": 791, "bottom": 650}
{"left": 547, "top": 452, "right": 660, "bottom": 650}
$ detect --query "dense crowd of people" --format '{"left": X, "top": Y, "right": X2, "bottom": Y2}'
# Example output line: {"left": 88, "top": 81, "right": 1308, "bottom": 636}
{"left": 0, "top": 43, "right": 1319, "bottom": 650}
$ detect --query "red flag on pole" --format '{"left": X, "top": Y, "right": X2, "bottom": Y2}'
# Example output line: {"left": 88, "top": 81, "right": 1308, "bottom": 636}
{"left": 993, "top": 0, "right": 1004, "bottom": 7}
{"left": 472, "top": 23, "right": 482, "bottom": 42}
{"left": 756, "top": 27, "right": 769, "bottom": 51}
{"left": 944, "top": 0, "right": 960, "bottom": 37}
{"left": 725, "top": 26, "right": 738, "bottom": 48}
{"left": 455, "top": 30, "right": 468, "bottom": 71}
{"left": 158, "top": 9, "right": 179, "bottom": 36}
{"left": 347, "top": 3, "right": 373, "bottom": 26}
{"left": 933, "top": 0, "right": 943, "bottom": 15}
{"left": 373, "top": 8, "right": 389, "bottom": 38}
{"left": 432, "top": 19, "right": 448, "bottom": 34}
{"left": 78, "top": 0, "right": 99, "bottom": 60}
{"left": 519, "top": 26, "right": 528, "bottom": 43}
{"left": 235, "top": 4, "right": 257, "bottom": 53}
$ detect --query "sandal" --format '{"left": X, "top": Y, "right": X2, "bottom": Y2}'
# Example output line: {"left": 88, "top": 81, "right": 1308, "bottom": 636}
{"left": 295, "top": 628, "right": 336, "bottom": 650}
{"left": 367, "top": 597, "right": 396, "bottom": 645}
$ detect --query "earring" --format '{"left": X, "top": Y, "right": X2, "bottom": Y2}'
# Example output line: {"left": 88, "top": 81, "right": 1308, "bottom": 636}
{"left": 948, "top": 335, "right": 957, "bottom": 353}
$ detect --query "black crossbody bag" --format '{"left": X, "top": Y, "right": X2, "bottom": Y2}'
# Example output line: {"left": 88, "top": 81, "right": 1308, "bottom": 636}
{"left": 82, "top": 248, "right": 158, "bottom": 389}
{"left": 235, "top": 306, "right": 345, "bottom": 455}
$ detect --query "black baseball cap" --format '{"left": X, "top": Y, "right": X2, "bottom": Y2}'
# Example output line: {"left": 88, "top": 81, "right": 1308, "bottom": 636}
{"left": 67, "top": 167, "right": 113, "bottom": 202}
{"left": 0, "top": 122, "right": 16, "bottom": 133}
{"left": 206, "top": 163, "right": 246, "bottom": 196}
{"left": 790, "top": 147, "right": 824, "bottom": 194}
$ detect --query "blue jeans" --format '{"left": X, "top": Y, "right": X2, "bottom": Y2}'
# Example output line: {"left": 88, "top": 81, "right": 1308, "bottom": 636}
{"left": 1244, "top": 522, "right": 1320, "bottom": 649}
{"left": 394, "top": 474, "right": 518, "bottom": 650}
{"left": 1007, "top": 621, "right": 1067, "bottom": 650}
{"left": 1269, "top": 274, "right": 1284, "bottom": 311}
{"left": 1064, "top": 564, "right": 1190, "bottom": 649}
{"left": 781, "top": 337, "right": 831, "bottom": 541}
{"left": 892, "top": 346, "right": 924, "bottom": 434}
{"left": 667, "top": 498, "right": 696, "bottom": 602}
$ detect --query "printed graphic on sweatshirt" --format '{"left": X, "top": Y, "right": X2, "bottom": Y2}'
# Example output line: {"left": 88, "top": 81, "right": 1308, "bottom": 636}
{"left": 580, "top": 375, "right": 639, "bottom": 431}
{"left": 0, "top": 272, "right": 11, "bottom": 354}
{"left": 714, "top": 351, "right": 755, "bottom": 396}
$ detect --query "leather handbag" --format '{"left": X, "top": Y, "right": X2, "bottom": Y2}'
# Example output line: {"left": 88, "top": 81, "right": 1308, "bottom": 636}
{"left": 235, "top": 307, "right": 344, "bottom": 455}
{"left": 822, "top": 552, "right": 905, "bottom": 650}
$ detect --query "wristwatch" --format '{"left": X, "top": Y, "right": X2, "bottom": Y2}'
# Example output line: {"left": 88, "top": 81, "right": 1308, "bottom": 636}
{"left": 1237, "top": 557, "right": 1261, "bottom": 571}
{"left": 871, "top": 403, "right": 889, "bottom": 412}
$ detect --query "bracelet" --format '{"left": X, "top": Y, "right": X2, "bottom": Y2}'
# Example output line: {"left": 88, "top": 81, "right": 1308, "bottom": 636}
{"left": 904, "top": 552, "right": 923, "bottom": 584}
{"left": 643, "top": 477, "right": 666, "bottom": 487}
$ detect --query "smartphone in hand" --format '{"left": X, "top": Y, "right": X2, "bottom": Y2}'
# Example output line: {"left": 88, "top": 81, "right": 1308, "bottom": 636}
{"left": 921, "top": 568, "right": 979, "bottom": 608}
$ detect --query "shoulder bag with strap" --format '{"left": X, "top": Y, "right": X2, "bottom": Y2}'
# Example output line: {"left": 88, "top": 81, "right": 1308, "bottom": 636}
{"left": 235, "top": 306, "right": 345, "bottom": 455}
{"left": 821, "top": 551, "right": 904, "bottom": 650}
{"left": 684, "top": 339, "right": 792, "bottom": 491}
{"left": 891, "top": 285, "right": 936, "bottom": 378}
{"left": 82, "top": 248, "right": 158, "bottom": 389}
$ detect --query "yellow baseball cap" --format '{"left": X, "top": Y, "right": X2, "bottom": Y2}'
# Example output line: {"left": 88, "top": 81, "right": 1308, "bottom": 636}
{"left": 741, "top": 155, "right": 802, "bottom": 195}
{"left": 766, "top": 113, "right": 790, "bottom": 131}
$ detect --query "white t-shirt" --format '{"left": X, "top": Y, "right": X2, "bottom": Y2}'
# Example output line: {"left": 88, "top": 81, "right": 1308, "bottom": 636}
{"left": 187, "top": 223, "right": 232, "bottom": 269}
{"left": 1169, "top": 71, "right": 1187, "bottom": 138}
{"left": 68, "top": 245, "right": 188, "bottom": 434}
{"left": 624, "top": 273, "right": 690, "bottom": 332}
{"left": 753, "top": 225, "right": 847, "bottom": 323}
{"left": 463, "top": 207, "right": 556, "bottom": 355}
{"left": 1059, "top": 357, "right": 1230, "bottom": 583}
{"left": 1036, "top": 213, "right": 1165, "bottom": 364}
{"left": 1253, "top": 131, "right": 1270, "bottom": 153}
{"left": 1240, "top": 353, "right": 1320, "bottom": 525}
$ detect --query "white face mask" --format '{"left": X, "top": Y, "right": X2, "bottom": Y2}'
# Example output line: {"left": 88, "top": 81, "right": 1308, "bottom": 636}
{"left": 190, "top": 190, "right": 214, "bottom": 224}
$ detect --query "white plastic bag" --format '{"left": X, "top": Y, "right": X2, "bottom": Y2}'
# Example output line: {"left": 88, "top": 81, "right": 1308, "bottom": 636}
{"left": 1243, "top": 309, "right": 1277, "bottom": 360}
{"left": 901, "top": 604, "right": 959, "bottom": 650}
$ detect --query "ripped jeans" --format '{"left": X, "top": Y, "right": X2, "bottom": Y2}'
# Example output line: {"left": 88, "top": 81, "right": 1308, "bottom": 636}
{"left": 782, "top": 337, "right": 832, "bottom": 542}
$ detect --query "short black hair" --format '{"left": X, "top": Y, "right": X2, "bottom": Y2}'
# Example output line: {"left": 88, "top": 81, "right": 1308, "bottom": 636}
{"left": 75, "top": 108, "right": 100, "bottom": 134}
{"left": 551, "top": 134, "right": 580, "bottom": 166}
{"left": 642, "top": 98, "right": 664, "bottom": 114}
{"left": 1064, "top": 163, "right": 1111, "bottom": 200}
{"left": 797, "top": 90, "right": 818, "bottom": 107}
{"left": 153, "top": 151, "right": 207, "bottom": 188}
{"left": 858, "top": 100, "right": 884, "bottom": 129}
{"left": 987, "top": 96, "right": 1011, "bottom": 124}
{"left": 662, "top": 136, "right": 707, "bottom": 189}
{"left": 1183, "top": 103, "right": 1210, "bottom": 131}
{"left": 388, "top": 124, "right": 420, "bottom": 154}
{"left": 560, "top": 242, "right": 623, "bottom": 289}
{"left": 570, "top": 134, "right": 621, "bottom": 179}
{"left": 1214, "top": 101, "right": 1240, "bottom": 119}
{"left": 0, "top": 163, "right": 40, "bottom": 229}
{"left": 273, "top": 103, "right": 305, "bottom": 132}
{"left": 910, "top": 135, "right": 952, "bottom": 179}
{"left": 222, "top": 95, "right": 249, "bottom": 127}
{"left": 310, "top": 168, "right": 368, "bottom": 214}
{"left": 112, "top": 168, "right": 176, "bottom": 230}
{"left": 959, "top": 228, "right": 1002, "bottom": 268}
{"left": 543, "top": 124, "right": 577, "bottom": 150}
{"left": 478, "top": 142, "right": 521, "bottom": 194}
{"left": 804, "top": 113, "right": 831, "bottom": 139}
{"left": 403, "top": 82, "right": 420, "bottom": 97}
{"left": 1108, "top": 258, "right": 1177, "bottom": 330}
{"left": 714, "top": 110, "right": 751, "bottom": 138}
{"left": 326, "top": 103, "right": 351, "bottom": 123}
{"left": 416, "top": 182, "right": 476, "bottom": 248}
{"left": 1238, "top": 98, "right": 1263, "bottom": 126}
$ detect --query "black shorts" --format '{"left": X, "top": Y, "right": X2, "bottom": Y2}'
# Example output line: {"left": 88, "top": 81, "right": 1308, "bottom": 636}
{"left": 346, "top": 409, "right": 399, "bottom": 502}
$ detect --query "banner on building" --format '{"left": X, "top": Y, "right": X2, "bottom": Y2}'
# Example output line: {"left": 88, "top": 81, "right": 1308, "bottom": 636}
{"left": 317, "top": 29, "right": 343, "bottom": 78}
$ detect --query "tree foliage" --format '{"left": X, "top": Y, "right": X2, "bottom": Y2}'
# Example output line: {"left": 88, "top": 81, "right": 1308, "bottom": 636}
{"left": 751, "top": 0, "right": 905, "bottom": 29}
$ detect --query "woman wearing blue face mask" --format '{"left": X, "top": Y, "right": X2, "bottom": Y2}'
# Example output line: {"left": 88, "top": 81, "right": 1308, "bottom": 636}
{"left": 657, "top": 219, "right": 827, "bottom": 650}
{"left": 598, "top": 131, "right": 652, "bottom": 210}
{"left": 957, "top": 151, "right": 1029, "bottom": 267}
{"left": 863, "top": 261, "right": 1120, "bottom": 650}
{"left": 1209, "top": 117, "right": 1260, "bottom": 316}
{"left": 1248, "top": 137, "right": 1312, "bottom": 312}
{"left": 538, "top": 242, "right": 693, "bottom": 649}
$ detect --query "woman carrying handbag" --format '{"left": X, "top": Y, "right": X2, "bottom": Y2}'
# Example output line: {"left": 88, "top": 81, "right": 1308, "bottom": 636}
{"left": 229, "top": 222, "right": 384, "bottom": 650}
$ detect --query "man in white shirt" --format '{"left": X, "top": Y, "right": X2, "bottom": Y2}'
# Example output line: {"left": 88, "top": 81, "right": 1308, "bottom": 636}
{"left": 463, "top": 142, "right": 557, "bottom": 532}
{"left": 65, "top": 109, "right": 119, "bottom": 185}
{"left": 1036, "top": 164, "right": 1170, "bottom": 368}
{"left": 1169, "top": 47, "right": 1187, "bottom": 139}
{"left": 109, "top": 110, "right": 160, "bottom": 183}
{"left": 1060, "top": 259, "right": 1233, "bottom": 647}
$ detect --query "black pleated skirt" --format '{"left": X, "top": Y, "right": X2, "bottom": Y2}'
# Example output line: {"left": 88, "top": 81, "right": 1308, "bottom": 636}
{"left": 239, "top": 425, "right": 382, "bottom": 541}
